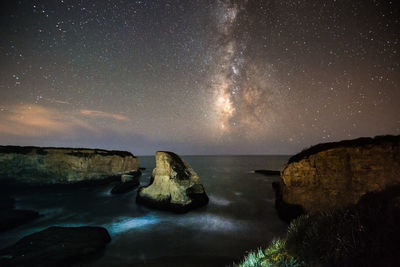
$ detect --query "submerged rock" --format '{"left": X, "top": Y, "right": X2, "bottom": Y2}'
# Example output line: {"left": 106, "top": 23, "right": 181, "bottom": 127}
{"left": 0, "top": 195, "right": 40, "bottom": 232}
{"left": 0, "top": 209, "right": 40, "bottom": 232}
{"left": 0, "top": 226, "right": 111, "bottom": 267}
{"left": 0, "top": 146, "right": 139, "bottom": 186}
{"left": 111, "top": 170, "right": 141, "bottom": 194}
{"left": 0, "top": 195, "right": 14, "bottom": 210}
{"left": 254, "top": 169, "right": 280, "bottom": 176}
{"left": 136, "top": 151, "right": 208, "bottom": 213}
{"left": 276, "top": 135, "right": 400, "bottom": 221}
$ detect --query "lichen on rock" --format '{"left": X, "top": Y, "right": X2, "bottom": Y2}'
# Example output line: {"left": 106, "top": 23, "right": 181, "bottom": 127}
{"left": 136, "top": 151, "right": 208, "bottom": 213}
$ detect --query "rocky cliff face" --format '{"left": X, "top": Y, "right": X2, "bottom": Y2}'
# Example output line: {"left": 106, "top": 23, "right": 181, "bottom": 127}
{"left": 279, "top": 135, "right": 400, "bottom": 215}
{"left": 137, "top": 151, "right": 208, "bottom": 213}
{"left": 0, "top": 146, "right": 138, "bottom": 185}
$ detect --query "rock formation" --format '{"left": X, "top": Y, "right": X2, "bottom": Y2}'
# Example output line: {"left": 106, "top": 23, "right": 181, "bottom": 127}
{"left": 0, "top": 226, "right": 111, "bottom": 267}
{"left": 0, "top": 146, "right": 139, "bottom": 186}
{"left": 110, "top": 170, "right": 141, "bottom": 194}
{"left": 276, "top": 135, "right": 400, "bottom": 220}
{"left": 0, "top": 195, "right": 40, "bottom": 232}
{"left": 254, "top": 169, "right": 280, "bottom": 176}
{"left": 136, "top": 151, "right": 208, "bottom": 213}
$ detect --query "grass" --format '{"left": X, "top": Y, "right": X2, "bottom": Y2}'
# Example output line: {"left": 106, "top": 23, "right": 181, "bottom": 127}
{"left": 234, "top": 240, "right": 304, "bottom": 267}
{"left": 235, "top": 185, "right": 400, "bottom": 267}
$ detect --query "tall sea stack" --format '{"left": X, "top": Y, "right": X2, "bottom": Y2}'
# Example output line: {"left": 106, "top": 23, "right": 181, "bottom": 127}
{"left": 136, "top": 151, "right": 208, "bottom": 213}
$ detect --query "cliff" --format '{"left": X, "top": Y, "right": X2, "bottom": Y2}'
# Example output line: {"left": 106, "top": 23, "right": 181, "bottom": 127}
{"left": 0, "top": 146, "right": 139, "bottom": 185}
{"left": 278, "top": 135, "right": 400, "bottom": 215}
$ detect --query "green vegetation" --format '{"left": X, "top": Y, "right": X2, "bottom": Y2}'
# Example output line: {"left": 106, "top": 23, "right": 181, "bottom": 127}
{"left": 236, "top": 185, "right": 400, "bottom": 267}
{"left": 234, "top": 239, "right": 304, "bottom": 267}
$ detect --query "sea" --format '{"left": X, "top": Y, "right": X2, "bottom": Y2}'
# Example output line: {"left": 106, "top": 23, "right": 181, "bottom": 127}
{"left": 1, "top": 155, "right": 290, "bottom": 267}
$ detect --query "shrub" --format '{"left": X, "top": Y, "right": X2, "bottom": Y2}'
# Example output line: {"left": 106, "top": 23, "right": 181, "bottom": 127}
{"left": 236, "top": 185, "right": 400, "bottom": 267}
{"left": 285, "top": 210, "right": 365, "bottom": 266}
{"left": 234, "top": 239, "right": 304, "bottom": 267}
{"left": 285, "top": 185, "right": 400, "bottom": 266}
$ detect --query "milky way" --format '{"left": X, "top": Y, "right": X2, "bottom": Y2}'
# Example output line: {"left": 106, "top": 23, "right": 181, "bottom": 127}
{"left": 211, "top": 1, "right": 284, "bottom": 140}
{"left": 0, "top": 0, "right": 399, "bottom": 155}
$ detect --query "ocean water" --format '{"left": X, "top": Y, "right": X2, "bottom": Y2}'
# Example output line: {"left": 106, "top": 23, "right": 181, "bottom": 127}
{"left": 1, "top": 155, "right": 290, "bottom": 266}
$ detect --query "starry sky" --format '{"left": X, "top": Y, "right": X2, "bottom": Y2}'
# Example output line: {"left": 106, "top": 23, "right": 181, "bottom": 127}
{"left": 0, "top": 0, "right": 399, "bottom": 155}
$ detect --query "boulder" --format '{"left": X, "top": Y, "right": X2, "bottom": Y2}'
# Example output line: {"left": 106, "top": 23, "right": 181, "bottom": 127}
{"left": 0, "top": 226, "right": 111, "bottom": 267}
{"left": 276, "top": 135, "right": 400, "bottom": 220}
{"left": 0, "top": 146, "right": 139, "bottom": 186}
{"left": 121, "top": 174, "right": 134, "bottom": 183}
{"left": 136, "top": 151, "right": 208, "bottom": 213}
{"left": 0, "top": 209, "right": 40, "bottom": 232}
{"left": 0, "top": 195, "right": 15, "bottom": 210}
{"left": 254, "top": 169, "right": 280, "bottom": 176}
{"left": 110, "top": 170, "right": 141, "bottom": 194}
{"left": 0, "top": 195, "right": 40, "bottom": 232}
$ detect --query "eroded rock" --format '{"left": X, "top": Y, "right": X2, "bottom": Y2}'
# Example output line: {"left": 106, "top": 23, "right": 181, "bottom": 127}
{"left": 254, "top": 169, "right": 280, "bottom": 176}
{"left": 110, "top": 170, "right": 141, "bottom": 194}
{"left": 0, "top": 195, "right": 40, "bottom": 232}
{"left": 0, "top": 209, "right": 40, "bottom": 232}
{"left": 0, "top": 146, "right": 138, "bottom": 186}
{"left": 136, "top": 151, "right": 208, "bottom": 213}
{"left": 0, "top": 226, "right": 111, "bottom": 267}
{"left": 277, "top": 135, "right": 400, "bottom": 220}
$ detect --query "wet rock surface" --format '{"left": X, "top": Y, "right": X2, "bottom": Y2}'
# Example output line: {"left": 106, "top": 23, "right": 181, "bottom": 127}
{"left": 0, "top": 195, "right": 40, "bottom": 232}
{"left": 0, "top": 209, "right": 40, "bottom": 232}
{"left": 0, "top": 226, "right": 111, "bottom": 267}
{"left": 254, "top": 169, "right": 280, "bottom": 176}
{"left": 110, "top": 170, "right": 141, "bottom": 194}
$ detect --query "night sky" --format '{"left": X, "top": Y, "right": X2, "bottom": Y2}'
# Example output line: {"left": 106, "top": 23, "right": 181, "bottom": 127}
{"left": 0, "top": 0, "right": 399, "bottom": 155}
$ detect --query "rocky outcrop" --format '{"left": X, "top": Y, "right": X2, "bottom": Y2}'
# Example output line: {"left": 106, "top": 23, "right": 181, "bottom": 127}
{"left": 254, "top": 169, "right": 280, "bottom": 176}
{"left": 0, "top": 226, "right": 111, "bottom": 267}
{"left": 277, "top": 135, "right": 400, "bottom": 220}
{"left": 110, "top": 170, "right": 141, "bottom": 194}
{"left": 0, "top": 195, "right": 40, "bottom": 232}
{"left": 0, "top": 209, "right": 40, "bottom": 232}
{"left": 0, "top": 146, "right": 138, "bottom": 186}
{"left": 136, "top": 151, "right": 208, "bottom": 213}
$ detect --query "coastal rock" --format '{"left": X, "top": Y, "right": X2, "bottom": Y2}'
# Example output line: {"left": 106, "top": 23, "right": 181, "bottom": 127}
{"left": 0, "top": 195, "right": 15, "bottom": 210}
{"left": 272, "top": 181, "right": 304, "bottom": 223}
{"left": 254, "top": 169, "right": 280, "bottom": 176}
{"left": 136, "top": 151, "right": 208, "bottom": 213}
{"left": 0, "top": 146, "right": 138, "bottom": 186}
{"left": 277, "top": 135, "right": 400, "bottom": 219}
{"left": 110, "top": 170, "right": 141, "bottom": 194}
{"left": 0, "top": 196, "right": 40, "bottom": 232}
{"left": 0, "top": 209, "right": 40, "bottom": 232}
{"left": 121, "top": 174, "right": 134, "bottom": 183}
{"left": 0, "top": 226, "right": 111, "bottom": 267}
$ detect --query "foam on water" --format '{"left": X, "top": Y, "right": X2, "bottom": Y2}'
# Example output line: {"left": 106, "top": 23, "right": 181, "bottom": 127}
{"left": 175, "top": 214, "right": 250, "bottom": 233}
{"left": 209, "top": 195, "right": 231, "bottom": 206}
{"left": 1, "top": 155, "right": 290, "bottom": 266}
{"left": 98, "top": 187, "right": 114, "bottom": 197}
{"left": 107, "top": 215, "right": 161, "bottom": 234}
